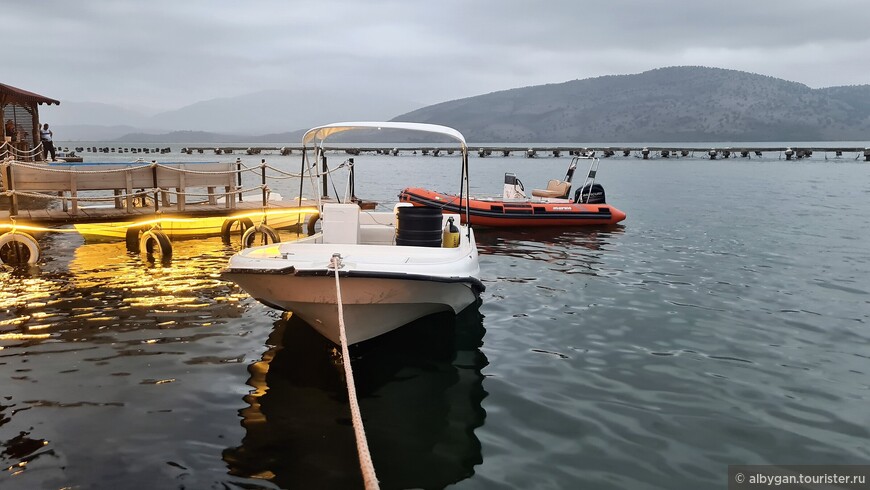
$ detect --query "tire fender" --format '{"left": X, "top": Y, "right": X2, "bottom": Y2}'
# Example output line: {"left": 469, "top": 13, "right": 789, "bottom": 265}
{"left": 139, "top": 229, "right": 173, "bottom": 261}
{"left": 307, "top": 212, "right": 320, "bottom": 236}
{"left": 220, "top": 217, "right": 255, "bottom": 245}
{"left": 0, "top": 232, "right": 40, "bottom": 266}
{"left": 125, "top": 225, "right": 147, "bottom": 253}
{"left": 242, "top": 224, "right": 280, "bottom": 248}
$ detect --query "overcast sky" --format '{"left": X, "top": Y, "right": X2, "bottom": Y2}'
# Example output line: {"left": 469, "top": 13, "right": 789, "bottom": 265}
{"left": 5, "top": 0, "right": 870, "bottom": 113}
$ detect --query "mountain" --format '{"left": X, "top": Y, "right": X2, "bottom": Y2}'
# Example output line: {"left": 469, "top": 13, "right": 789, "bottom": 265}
{"left": 116, "top": 129, "right": 308, "bottom": 144}
{"left": 44, "top": 66, "right": 870, "bottom": 142}
{"left": 46, "top": 101, "right": 161, "bottom": 140}
{"left": 54, "top": 125, "right": 165, "bottom": 141}
{"left": 47, "top": 89, "right": 422, "bottom": 141}
{"left": 46, "top": 101, "right": 152, "bottom": 127}
{"left": 391, "top": 66, "right": 870, "bottom": 142}
{"left": 148, "top": 89, "right": 422, "bottom": 134}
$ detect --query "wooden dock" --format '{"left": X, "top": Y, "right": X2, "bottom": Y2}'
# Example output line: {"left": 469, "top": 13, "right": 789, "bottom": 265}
{"left": 2, "top": 160, "right": 242, "bottom": 217}
{"left": 0, "top": 159, "right": 320, "bottom": 265}
{"left": 0, "top": 199, "right": 306, "bottom": 225}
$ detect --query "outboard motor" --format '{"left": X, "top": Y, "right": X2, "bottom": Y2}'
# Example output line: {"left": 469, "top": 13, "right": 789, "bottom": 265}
{"left": 574, "top": 183, "right": 606, "bottom": 204}
{"left": 503, "top": 172, "right": 527, "bottom": 199}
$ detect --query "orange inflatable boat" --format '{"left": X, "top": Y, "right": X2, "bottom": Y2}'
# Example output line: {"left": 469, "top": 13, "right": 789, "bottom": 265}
{"left": 399, "top": 156, "right": 626, "bottom": 228}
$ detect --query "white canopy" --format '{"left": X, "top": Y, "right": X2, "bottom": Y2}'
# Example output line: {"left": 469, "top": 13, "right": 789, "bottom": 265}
{"left": 302, "top": 121, "right": 467, "bottom": 150}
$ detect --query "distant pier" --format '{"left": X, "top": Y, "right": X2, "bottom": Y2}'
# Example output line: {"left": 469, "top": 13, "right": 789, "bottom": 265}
{"left": 160, "top": 145, "right": 870, "bottom": 161}
{"left": 51, "top": 144, "right": 870, "bottom": 161}
{"left": 35, "top": 143, "right": 870, "bottom": 163}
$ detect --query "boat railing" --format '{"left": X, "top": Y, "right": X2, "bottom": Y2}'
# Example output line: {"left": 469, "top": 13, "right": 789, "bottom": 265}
{"left": 575, "top": 156, "right": 600, "bottom": 203}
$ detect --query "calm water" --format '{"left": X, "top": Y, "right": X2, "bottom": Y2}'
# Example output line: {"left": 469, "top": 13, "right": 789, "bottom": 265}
{"left": 1, "top": 148, "right": 869, "bottom": 489}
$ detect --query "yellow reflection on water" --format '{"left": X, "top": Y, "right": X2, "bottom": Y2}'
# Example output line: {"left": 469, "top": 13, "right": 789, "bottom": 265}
{"left": 0, "top": 234, "right": 273, "bottom": 345}
{"left": 0, "top": 222, "right": 78, "bottom": 233}
{"left": 0, "top": 333, "right": 51, "bottom": 341}
{"left": 72, "top": 206, "right": 317, "bottom": 241}
{"left": 67, "top": 240, "right": 228, "bottom": 299}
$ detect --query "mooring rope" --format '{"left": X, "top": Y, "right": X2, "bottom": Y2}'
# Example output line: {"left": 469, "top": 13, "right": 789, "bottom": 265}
{"left": 329, "top": 253, "right": 380, "bottom": 490}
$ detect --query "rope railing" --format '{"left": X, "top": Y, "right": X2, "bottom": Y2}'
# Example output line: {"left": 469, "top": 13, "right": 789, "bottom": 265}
{"left": 4, "top": 188, "right": 155, "bottom": 202}
{"left": 5, "top": 159, "right": 153, "bottom": 174}
{"left": 3, "top": 185, "right": 263, "bottom": 200}
{"left": 231, "top": 161, "right": 309, "bottom": 180}
{"left": 1, "top": 184, "right": 274, "bottom": 204}
{"left": 0, "top": 141, "right": 45, "bottom": 160}
{"left": 0, "top": 157, "right": 355, "bottom": 215}
{"left": 262, "top": 163, "right": 305, "bottom": 178}
{"left": 153, "top": 162, "right": 244, "bottom": 176}
{"left": 251, "top": 161, "right": 349, "bottom": 180}
{"left": 160, "top": 184, "right": 266, "bottom": 199}
{"left": 1, "top": 157, "right": 349, "bottom": 180}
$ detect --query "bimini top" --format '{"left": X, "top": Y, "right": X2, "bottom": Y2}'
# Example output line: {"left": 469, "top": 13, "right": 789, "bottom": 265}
{"left": 302, "top": 121, "right": 467, "bottom": 150}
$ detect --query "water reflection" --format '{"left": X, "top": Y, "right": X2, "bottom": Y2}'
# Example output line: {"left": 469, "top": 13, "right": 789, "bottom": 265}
{"left": 224, "top": 302, "right": 488, "bottom": 489}
{"left": 0, "top": 237, "right": 247, "bottom": 348}
{"left": 476, "top": 225, "right": 624, "bottom": 276}
{"left": 476, "top": 225, "right": 624, "bottom": 253}
{"left": 0, "top": 425, "right": 51, "bottom": 478}
{"left": 0, "top": 236, "right": 262, "bottom": 486}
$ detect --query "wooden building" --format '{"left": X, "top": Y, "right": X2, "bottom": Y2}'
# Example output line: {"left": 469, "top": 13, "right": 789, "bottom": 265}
{"left": 1, "top": 82, "right": 60, "bottom": 161}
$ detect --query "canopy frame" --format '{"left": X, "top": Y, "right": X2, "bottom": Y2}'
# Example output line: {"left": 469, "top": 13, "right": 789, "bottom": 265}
{"left": 298, "top": 121, "right": 472, "bottom": 234}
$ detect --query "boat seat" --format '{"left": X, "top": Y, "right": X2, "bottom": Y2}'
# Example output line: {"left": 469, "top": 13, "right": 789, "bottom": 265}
{"left": 531, "top": 179, "right": 570, "bottom": 198}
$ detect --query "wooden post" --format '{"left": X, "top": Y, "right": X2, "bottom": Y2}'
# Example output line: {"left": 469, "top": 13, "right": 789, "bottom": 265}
{"left": 69, "top": 172, "right": 78, "bottom": 215}
{"left": 5, "top": 162, "right": 18, "bottom": 216}
{"left": 321, "top": 154, "right": 328, "bottom": 198}
{"left": 31, "top": 110, "right": 40, "bottom": 162}
{"left": 236, "top": 158, "right": 243, "bottom": 202}
{"left": 125, "top": 169, "right": 134, "bottom": 210}
{"left": 226, "top": 161, "right": 235, "bottom": 209}
{"left": 177, "top": 164, "right": 186, "bottom": 211}
{"left": 151, "top": 161, "right": 159, "bottom": 213}
{"left": 261, "top": 159, "right": 267, "bottom": 207}
{"left": 348, "top": 157, "right": 356, "bottom": 201}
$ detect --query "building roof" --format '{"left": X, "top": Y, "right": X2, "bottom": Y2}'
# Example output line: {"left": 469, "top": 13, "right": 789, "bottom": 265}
{"left": 0, "top": 82, "right": 60, "bottom": 106}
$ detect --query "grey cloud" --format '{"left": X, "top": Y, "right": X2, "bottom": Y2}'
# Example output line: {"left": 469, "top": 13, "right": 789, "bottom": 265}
{"left": 5, "top": 0, "right": 869, "bottom": 115}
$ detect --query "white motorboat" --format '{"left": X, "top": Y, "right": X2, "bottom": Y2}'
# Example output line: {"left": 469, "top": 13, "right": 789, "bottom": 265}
{"left": 222, "top": 121, "right": 484, "bottom": 345}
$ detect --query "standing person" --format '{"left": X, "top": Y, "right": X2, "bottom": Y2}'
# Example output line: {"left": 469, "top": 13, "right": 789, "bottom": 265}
{"left": 40, "top": 123, "right": 56, "bottom": 161}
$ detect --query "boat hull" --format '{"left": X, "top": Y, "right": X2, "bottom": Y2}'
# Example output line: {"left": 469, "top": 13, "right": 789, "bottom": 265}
{"left": 223, "top": 206, "right": 483, "bottom": 345}
{"left": 222, "top": 272, "right": 480, "bottom": 345}
{"left": 399, "top": 187, "right": 626, "bottom": 227}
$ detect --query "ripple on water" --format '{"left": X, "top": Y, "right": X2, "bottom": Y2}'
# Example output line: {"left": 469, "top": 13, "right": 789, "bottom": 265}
{"left": 2, "top": 159, "right": 870, "bottom": 488}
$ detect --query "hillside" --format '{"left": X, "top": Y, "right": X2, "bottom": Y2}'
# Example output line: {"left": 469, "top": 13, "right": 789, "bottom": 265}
{"left": 48, "top": 88, "right": 422, "bottom": 141}
{"left": 392, "top": 66, "right": 870, "bottom": 142}
{"left": 116, "top": 129, "right": 308, "bottom": 144}
{"left": 48, "top": 66, "right": 870, "bottom": 143}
